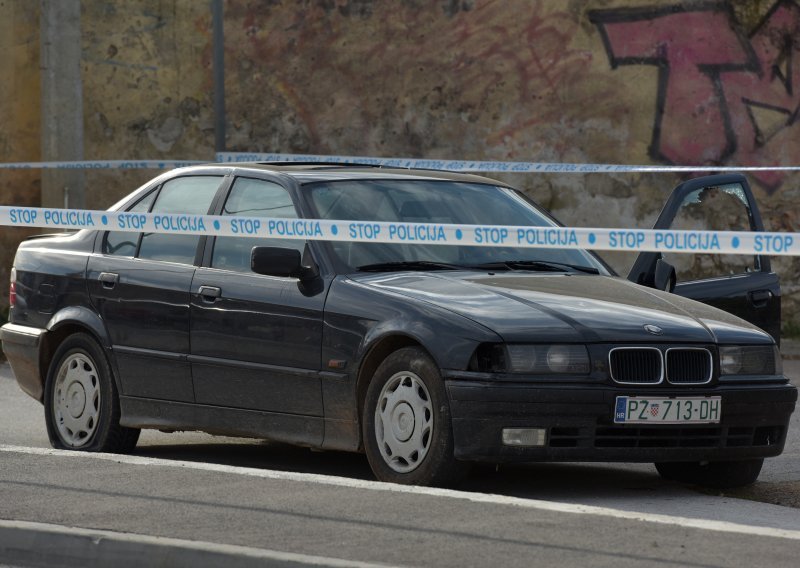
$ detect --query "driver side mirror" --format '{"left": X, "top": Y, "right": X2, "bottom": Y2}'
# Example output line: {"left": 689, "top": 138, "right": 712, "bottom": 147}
{"left": 251, "top": 246, "right": 317, "bottom": 281}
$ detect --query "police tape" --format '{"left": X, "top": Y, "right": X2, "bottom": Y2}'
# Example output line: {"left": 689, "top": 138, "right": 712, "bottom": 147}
{"left": 216, "top": 152, "right": 800, "bottom": 174}
{"left": 3, "top": 154, "right": 800, "bottom": 174}
{"left": 1, "top": 205, "right": 798, "bottom": 256}
{"left": 0, "top": 160, "right": 204, "bottom": 170}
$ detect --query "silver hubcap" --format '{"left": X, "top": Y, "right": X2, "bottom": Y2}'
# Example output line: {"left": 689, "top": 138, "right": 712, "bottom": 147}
{"left": 375, "top": 371, "right": 433, "bottom": 473}
{"left": 53, "top": 353, "right": 101, "bottom": 447}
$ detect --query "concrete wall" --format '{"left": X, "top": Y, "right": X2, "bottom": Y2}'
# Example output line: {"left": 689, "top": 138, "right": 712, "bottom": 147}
{"left": 80, "top": 0, "right": 216, "bottom": 208}
{"left": 1, "top": 0, "right": 799, "bottom": 333}
{"left": 0, "top": 1, "right": 41, "bottom": 307}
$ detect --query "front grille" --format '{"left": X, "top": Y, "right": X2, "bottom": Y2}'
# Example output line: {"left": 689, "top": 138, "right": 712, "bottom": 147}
{"left": 609, "top": 348, "right": 662, "bottom": 384}
{"left": 666, "top": 348, "right": 712, "bottom": 384}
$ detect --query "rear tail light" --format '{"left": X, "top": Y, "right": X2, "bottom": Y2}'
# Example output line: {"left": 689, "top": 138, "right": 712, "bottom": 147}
{"left": 9, "top": 267, "right": 16, "bottom": 308}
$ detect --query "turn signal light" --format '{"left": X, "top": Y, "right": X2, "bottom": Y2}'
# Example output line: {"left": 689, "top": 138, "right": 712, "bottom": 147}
{"left": 8, "top": 267, "right": 16, "bottom": 308}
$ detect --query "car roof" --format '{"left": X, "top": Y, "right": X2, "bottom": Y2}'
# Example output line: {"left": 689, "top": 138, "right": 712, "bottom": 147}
{"left": 213, "top": 162, "right": 511, "bottom": 187}
{"left": 109, "top": 162, "right": 514, "bottom": 213}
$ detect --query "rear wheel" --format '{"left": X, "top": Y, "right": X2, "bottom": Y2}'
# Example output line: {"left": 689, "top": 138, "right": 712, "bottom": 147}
{"left": 44, "top": 333, "right": 140, "bottom": 452}
{"left": 655, "top": 459, "right": 763, "bottom": 488}
{"left": 363, "top": 347, "right": 467, "bottom": 486}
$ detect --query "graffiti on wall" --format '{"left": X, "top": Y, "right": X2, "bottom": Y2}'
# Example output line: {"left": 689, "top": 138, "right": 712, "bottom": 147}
{"left": 590, "top": 1, "right": 800, "bottom": 192}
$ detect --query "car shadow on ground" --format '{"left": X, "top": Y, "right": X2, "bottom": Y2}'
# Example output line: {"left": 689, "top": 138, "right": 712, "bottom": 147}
{"left": 131, "top": 438, "right": 668, "bottom": 502}
{"left": 134, "top": 439, "right": 377, "bottom": 480}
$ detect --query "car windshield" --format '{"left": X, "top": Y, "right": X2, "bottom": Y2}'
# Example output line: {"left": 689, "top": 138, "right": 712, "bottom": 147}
{"left": 306, "top": 179, "right": 607, "bottom": 274}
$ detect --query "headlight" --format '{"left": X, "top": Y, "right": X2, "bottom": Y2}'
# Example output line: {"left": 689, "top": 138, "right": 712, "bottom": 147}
{"left": 719, "top": 345, "right": 782, "bottom": 376}
{"left": 547, "top": 345, "right": 586, "bottom": 373}
{"left": 719, "top": 347, "right": 742, "bottom": 374}
{"left": 473, "top": 344, "right": 590, "bottom": 374}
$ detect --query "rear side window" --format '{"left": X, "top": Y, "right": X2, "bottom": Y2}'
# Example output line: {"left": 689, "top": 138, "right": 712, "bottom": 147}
{"left": 138, "top": 176, "right": 223, "bottom": 264}
{"left": 211, "top": 177, "right": 304, "bottom": 273}
{"left": 103, "top": 190, "right": 157, "bottom": 256}
{"left": 103, "top": 176, "right": 223, "bottom": 264}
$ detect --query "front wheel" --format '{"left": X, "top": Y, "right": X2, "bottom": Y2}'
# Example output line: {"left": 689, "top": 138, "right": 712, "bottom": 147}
{"left": 44, "top": 333, "right": 140, "bottom": 453}
{"left": 363, "top": 347, "right": 467, "bottom": 486}
{"left": 655, "top": 459, "right": 764, "bottom": 489}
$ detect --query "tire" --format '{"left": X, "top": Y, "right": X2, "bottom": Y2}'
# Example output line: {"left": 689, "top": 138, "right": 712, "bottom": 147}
{"left": 363, "top": 347, "right": 468, "bottom": 486}
{"left": 44, "top": 333, "right": 140, "bottom": 453}
{"left": 655, "top": 459, "right": 764, "bottom": 489}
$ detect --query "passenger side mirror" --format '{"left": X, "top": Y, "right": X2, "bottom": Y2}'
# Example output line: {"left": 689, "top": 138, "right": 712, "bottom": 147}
{"left": 251, "top": 247, "right": 317, "bottom": 281}
{"left": 653, "top": 258, "right": 676, "bottom": 293}
{"left": 629, "top": 254, "right": 676, "bottom": 293}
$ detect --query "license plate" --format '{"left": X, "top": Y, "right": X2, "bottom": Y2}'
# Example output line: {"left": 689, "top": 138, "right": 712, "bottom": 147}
{"left": 614, "top": 396, "right": 721, "bottom": 424}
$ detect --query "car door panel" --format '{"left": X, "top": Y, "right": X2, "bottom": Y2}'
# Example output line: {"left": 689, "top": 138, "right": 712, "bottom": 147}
{"left": 190, "top": 269, "right": 326, "bottom": 415}
{"left": 672, "top": 271, "right": 780, "bottom": 339}
{"left": 87, "top": 256, "right": 196, "bottom": 401}
{"left": 87, "top": 174, "right": 226, "bottom": 401}
{"left": 188, "top": 176, "right": 327, "bottom": 417}
{"left": 628, "top": 173, "right": 781, "bottom": 343}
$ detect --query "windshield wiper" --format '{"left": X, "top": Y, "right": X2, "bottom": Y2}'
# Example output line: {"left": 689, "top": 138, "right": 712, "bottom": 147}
{"left": 472, "top": 260, "right": 600, "bottom": 274}
{"left": 356, "top": 259, "right": 600, "bottom": 274}
{"left": 357, "top": 260, "right": 467, "bottom": 272}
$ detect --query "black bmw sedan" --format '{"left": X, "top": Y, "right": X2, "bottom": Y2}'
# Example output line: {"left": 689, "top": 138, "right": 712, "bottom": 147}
{"left": 2, "top": 164, "right": 796, "bottom": 487}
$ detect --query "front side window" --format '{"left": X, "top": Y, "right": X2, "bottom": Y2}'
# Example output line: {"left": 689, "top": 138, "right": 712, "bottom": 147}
{"left": 663, "top": 183, "right": 757, "bottom": 282}
{"left": 211, "top": 177, "right": 304, "bottom": 273}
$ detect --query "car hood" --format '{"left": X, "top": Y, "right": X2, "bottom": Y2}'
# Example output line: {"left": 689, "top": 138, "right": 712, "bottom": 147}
{"left": 350, "top": 272, "right": 772, "bottom": 344}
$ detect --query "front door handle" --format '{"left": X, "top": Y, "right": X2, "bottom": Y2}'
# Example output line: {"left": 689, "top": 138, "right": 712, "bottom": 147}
{"left": 198, "top": 285, "right": 222, "bottom": 303}
{"left": 748, "top": 289, "right": 773, "bottom": 307}
{"left": 99, "top": 272, "right": 119, "bottom": 290}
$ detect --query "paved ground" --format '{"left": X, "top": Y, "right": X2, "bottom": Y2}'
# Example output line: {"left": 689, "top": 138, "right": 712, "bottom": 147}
{"left": 782, "top": 338, "right": 800, "bottom": 360}
{"left": 715, "top": 353, "right": 800, "bottom": 507}
{"left": 4, "top": 447, "right": 800, "bottom": 568}
{"left": 1, "top": 361, "right": 798, "bottom": 567}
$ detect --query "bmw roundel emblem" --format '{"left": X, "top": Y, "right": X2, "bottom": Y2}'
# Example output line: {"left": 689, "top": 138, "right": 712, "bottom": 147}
{"left": 644, "top": 324, "right": 663, "bottom": 335}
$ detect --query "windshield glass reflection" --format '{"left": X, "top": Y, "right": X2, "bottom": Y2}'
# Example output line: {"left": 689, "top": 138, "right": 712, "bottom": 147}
{"left": 306, "top": 180, "right": 606, "bottom": 273}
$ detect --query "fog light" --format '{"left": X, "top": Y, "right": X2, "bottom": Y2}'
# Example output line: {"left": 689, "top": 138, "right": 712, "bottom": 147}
{"left": 502, "top": 428, "right": 547, "bottom": 447}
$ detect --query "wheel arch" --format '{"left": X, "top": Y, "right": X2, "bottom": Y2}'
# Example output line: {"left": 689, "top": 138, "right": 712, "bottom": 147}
{"left": 355, "top": 334, "right": 435, "bottom": 448}
{"left": 40, "top": 307, "right": 114, "bottom": 399}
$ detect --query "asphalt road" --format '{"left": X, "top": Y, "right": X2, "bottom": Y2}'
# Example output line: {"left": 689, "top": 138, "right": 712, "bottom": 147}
{"left": 1, "top": 361, "right": 799, "bottom": 567}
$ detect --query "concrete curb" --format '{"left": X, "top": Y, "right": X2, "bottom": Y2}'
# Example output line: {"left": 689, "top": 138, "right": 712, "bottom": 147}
{"left": 0, "top": 520, "right": 394, "bottom": 568}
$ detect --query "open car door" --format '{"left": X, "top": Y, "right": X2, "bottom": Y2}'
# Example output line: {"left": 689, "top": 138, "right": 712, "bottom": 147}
{"left": 627, "top": 173, "right": 781, "bottom": 344}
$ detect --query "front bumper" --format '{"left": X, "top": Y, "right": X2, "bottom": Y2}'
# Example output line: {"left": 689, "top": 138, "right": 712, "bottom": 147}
{"left": 446, "top": 378, "right": 797, "bottom": 463}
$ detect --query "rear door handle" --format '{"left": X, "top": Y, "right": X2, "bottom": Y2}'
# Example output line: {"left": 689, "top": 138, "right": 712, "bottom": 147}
{"left": 198, "top": 285, "right": 222, "bottom": 303}
{"left": 99, "top": 272, "right": 119, "bottom": 289}
{"left": 748, "top": 289, "right": 773, "bottom": 307}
